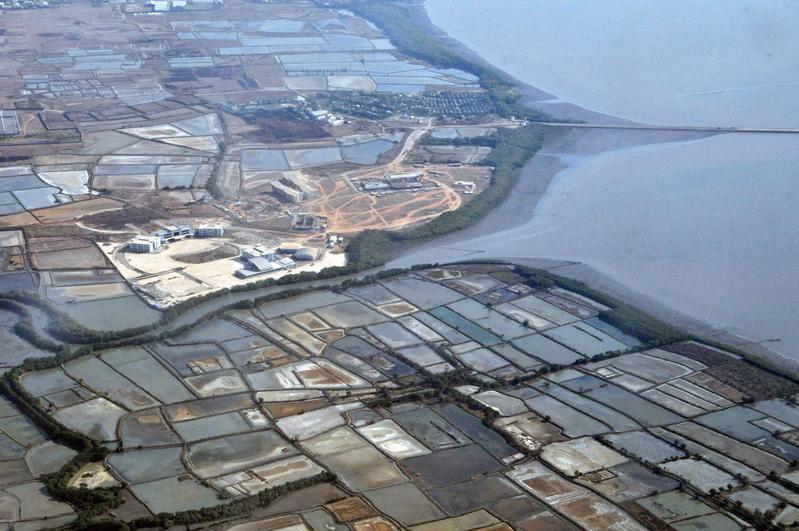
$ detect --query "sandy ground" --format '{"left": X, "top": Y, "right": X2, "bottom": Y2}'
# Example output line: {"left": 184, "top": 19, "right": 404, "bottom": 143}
{"left": 310, "top": 175, "right": 463, "bottom": 233}
{"left": 100, "top": 238, "right": 346, "bottom": 308}
{"left": 305, "top": 117, "right": 496, "bottom": 233}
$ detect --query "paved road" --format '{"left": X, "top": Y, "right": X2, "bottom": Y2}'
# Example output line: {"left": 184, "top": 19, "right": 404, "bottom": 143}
{"left": 528, "top": 121, "right": 799, "bottom": 134}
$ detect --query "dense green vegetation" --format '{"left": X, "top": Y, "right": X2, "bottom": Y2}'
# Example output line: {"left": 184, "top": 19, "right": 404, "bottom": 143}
{"left": 346, "top": 125, "right": 545, "bottom": 266}
{"left": 0, "top": 298, "right": 62, "bottom": 352}
{"left": 118, "top": 472, "right": 336, "bottom": 530}
{"left": 421, "top": 133, "right": 498, "bottom": 148}
{"left": 45, "top": 450, "right": 123, "bottom": 526}
{"left": 514, "top": 265, "right": 686, "bottom": 345}
{"left": 204, "top": 138, "right": 228, "bottom": 200}
{"left": 237, "top": 107, "right": 330, "bottom": 143}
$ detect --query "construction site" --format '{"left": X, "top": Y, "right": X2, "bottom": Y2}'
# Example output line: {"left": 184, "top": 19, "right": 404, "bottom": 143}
{"left": 0, "top": 0, "right": 510, "bottom": 315}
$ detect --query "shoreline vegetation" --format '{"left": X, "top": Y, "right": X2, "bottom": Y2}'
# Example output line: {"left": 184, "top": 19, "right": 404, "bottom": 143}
{"left": 0, "top": 262, "right": 686, "bottom": 529}
{"left": 336, "top": 0, "right": 554, "bottom": 269}
{"left": 1, "top": 1, "right": 798, "bottom": 528}
{"left": 333, "top": 0, "right": 799, "bottom": 379}
{"left": 3, "top": 260, "right": 796, "bottom": 528}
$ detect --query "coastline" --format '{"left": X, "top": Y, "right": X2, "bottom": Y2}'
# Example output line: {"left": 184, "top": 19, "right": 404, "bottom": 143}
{"left": 400, "top": 0, "right": 714, "bottom": 238}
{"left": 402, "top": 1, "right": 625, "bottom": 124}
{"left": 5, "top": 1, "right": 791, "bottom": 377}
{"left": 391, "top": 0, "right": 798, "bottom": 376}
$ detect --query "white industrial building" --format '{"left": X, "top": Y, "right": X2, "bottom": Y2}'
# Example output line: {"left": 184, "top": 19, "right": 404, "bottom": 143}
{"left": 311, "top": 109, "right": 344, "bottom": 126}
{"left": 196, "top": 224, "right": 224, "bottom": 238}
{"left": 149, "top": 0, "right": 191, "bottom": 11}
{"left": 235, "top": 242, "right": 301, "bottom": 279}
{"left": 127, "top": 235, "right": 162, "bottom": 253}
{"left": 236, "top": 256, "right": 295, "bottom": 278}
{"left": 240, "top": 244, "right": 276, "bottom": 261}
{"left": 154, "top": 225, "right": 193, "bottom": 242}
{"left": 385, "top": 171, "right": 422, "bottom": 182}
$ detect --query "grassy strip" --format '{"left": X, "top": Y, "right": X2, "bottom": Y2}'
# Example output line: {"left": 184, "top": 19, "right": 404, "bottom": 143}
{"left": 205, "top": 138, "right": 228, "bottom": 199}
{"left": 513, "top": 263, "right": 799, "bottom": 382}
{"left": 513, "top": 264, "right": 686, "bottom": 345}
{"left": 421, "top": 133, "right": 498, "bottom": 147}
{"left": 0, "top": 298, "right": 62, "bottom": 352}
{"left": 2, "top": 265, "right": 440, "bottom": 378}
{"left": 105, "top": 473, "right": 336, "bottom": 530}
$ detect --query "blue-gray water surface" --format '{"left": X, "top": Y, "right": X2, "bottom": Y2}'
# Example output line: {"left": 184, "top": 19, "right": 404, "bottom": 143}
{"left": 412, "top": 0, "right": 799, "bottom": 358}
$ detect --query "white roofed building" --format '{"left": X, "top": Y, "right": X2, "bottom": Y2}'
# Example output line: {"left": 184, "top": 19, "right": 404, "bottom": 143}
{"left": 127, "top": 236, "right": 162, "bottom": 253}
{"left": 196, "top": 224, "right": 224, "bottom": 238}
